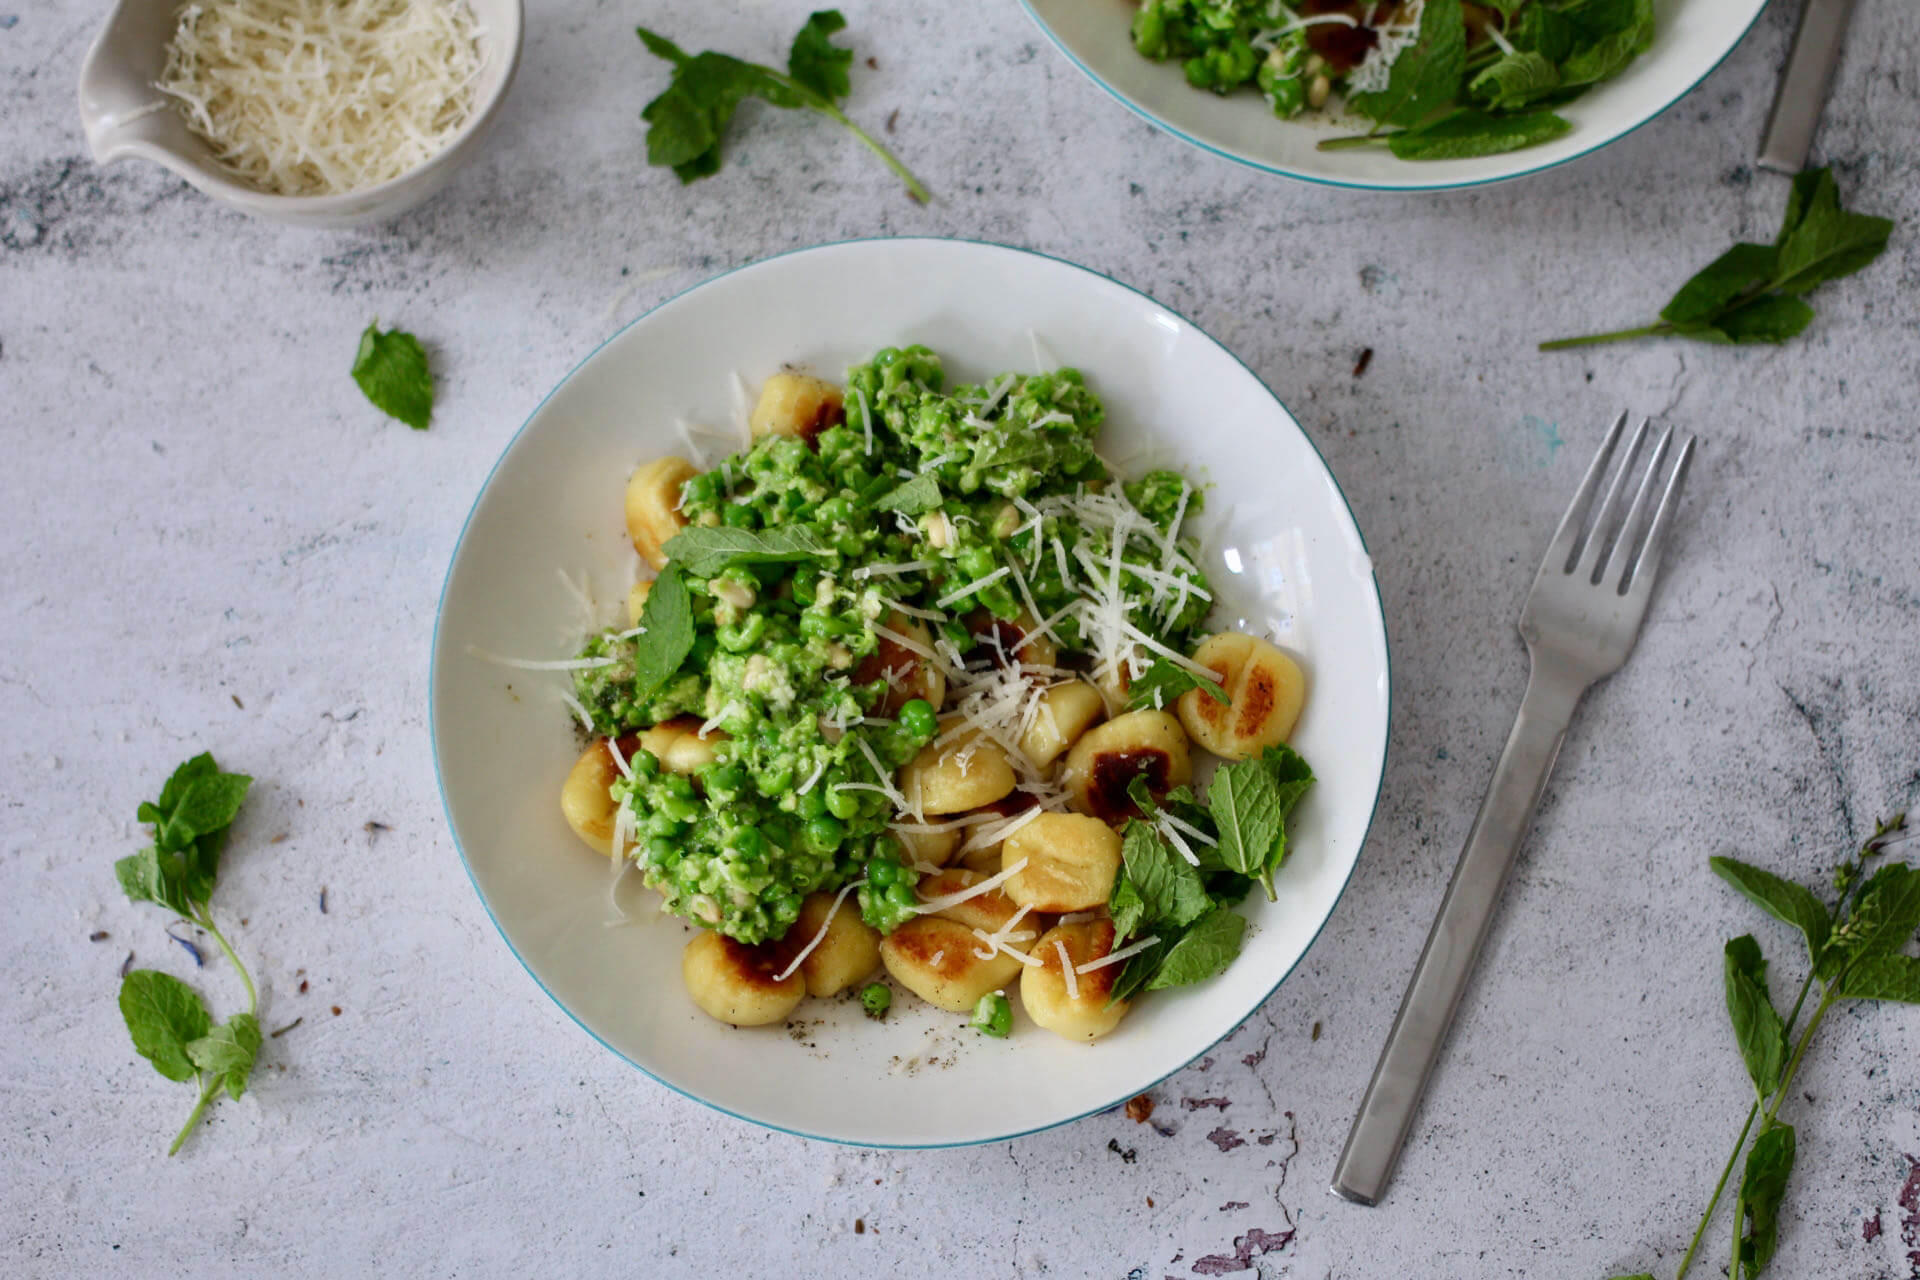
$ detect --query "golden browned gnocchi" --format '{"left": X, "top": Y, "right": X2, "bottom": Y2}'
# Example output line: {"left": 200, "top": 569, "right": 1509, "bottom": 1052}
{"left": 1016, "top": 680, "right": 1107, "bottom": 771}
{"left": 899, "top": 722, "right": 1017, "bottom": 815}
{"left": 750, "top": 372, "right": 845, "bottom": 444}
{"left": 792, "top": 891, "right": 882, "bottom": 997}
{"left": 624, "top": 456, "right": 699, "bottom": 570}
{"left": 881, "top": 917, "right": 1024, "bottom": 1013}
{"left": 1021, "top": 919, "right": 1130, "bottom": 1043}
{"left": 1176, "top": 632, "right": 1307, "bottom": 760}
{"left": 854, "top": 613, "right": 947, "bottom": 718}
{"left": 893, "top": 825, "right": 962, "bottom": 868}
{"left": 559, "top": 738, "right": 628, "bottom": 857}
{"left": 1002, "top": 813, "right": 1123, "bottom": 913}
{"left": 1059, "top": 709, "right": 1193, "bottom": 824}
{"left": 682, "top": 931, "right": 806, "bottom": 1026}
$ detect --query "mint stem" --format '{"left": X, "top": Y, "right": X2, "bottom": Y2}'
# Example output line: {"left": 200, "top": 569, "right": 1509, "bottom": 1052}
{"left": 819, "top": 103, "right": 931, "bottom": 203}
{"left": 1316, "top": 133, "right": 1388, "bottom": 151}
{"left": 193, "top": 908, "right": 257, "bottom": 1014}
{"left": 168, "top": 1075, "right": 221, "bottom": 1157}
{"left": 1538, "top": 323, "right": 1674, "bottom": 350}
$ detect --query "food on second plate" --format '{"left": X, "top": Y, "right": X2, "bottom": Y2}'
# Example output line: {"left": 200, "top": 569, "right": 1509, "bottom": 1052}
{"left": 550, "top": 346, "right": 1315, "bottom": 1041}
{"left": 1127, "top": 0, "right": 1656, "bottom": 160}
{"left": 156, "top": 0, "right": 482, "bottom": 196}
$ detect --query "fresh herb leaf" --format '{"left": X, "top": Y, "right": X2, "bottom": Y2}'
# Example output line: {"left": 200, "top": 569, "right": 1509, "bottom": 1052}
{"left": 1722, "top": 935, "right": 1788, "bottom": 1099}
{"left": 1737, "top": 1124, "right": 1795, "bottom": 1274}
{"left": 626, "top": 563, "right": 696, "bottom": 706}
{"left": 1127, "top": 658, "right": 1229, "bottom": 711}
{"left": 1145, "top": 906, "right": 1247, "bottom": 990}
{"left": 1556, "top": 0, "right": 1655, "bottom": 86}
{"left": 874, "top": 474, "right": 942, "bottom": 516}
{"left": 1109, "top": 870, "right": 1149, "bottom": 943}
{"left": 1542, "top": 166, "right": 1892, "bottom": 350}
{"left": 119, "top": 970, "right": 212, "bottom": 1084}
{"left": 1383, "top": 109, "right": 1572, "bottom": 159}
{"left": 1823, "top": 863, "right": 1920, "bottom": 973}
{"left": 1207, "top": 756, "right": 1286, "bottom": 892}
{"left": 635, "top": 11, "right": 930, "bottom": 202}
{"left": 1468, "top": 51, "right": 1562, "bottom": 111}
{"left": 1108, "top": 933, "right": 1171, "bottom": 1005}
{"left": 187, "top": 1013, "right": 262, "bottom": 1101}
{"left": 1345, "top": 0, "right": 1465, "bottom": 129}
{"left": 1833, "top": 954, "right": 1920, "bottom": 1003}
{"left": 1708, "top": 857, "right": 1832, "bottom": 963}
{"left": 660, "top": 525, "right": 830, "bottom": 576}
{"left": 351, "top": 324, "right": 433, "bottom": 430}
{"left": 1117, "top": 821, "right": 1213, "bottom": 930}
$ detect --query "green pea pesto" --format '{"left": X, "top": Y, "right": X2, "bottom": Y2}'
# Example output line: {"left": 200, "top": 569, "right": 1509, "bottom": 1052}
{"left": 570, "top": 346, "right": 1213, "bottom": 948}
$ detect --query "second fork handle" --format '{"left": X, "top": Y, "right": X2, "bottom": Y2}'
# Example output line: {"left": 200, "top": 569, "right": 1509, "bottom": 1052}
{"left": 1331, "top": 666, "right": 1585, "bottom": 1206}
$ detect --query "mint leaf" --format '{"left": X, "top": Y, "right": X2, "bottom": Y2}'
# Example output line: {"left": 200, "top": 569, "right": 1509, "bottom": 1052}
{"left": 1737, "top": 1124, "right": 1795, "bottom": 1274}
{"left": 153, "top": 753, "right": 218, "bottom": 816}
{"left": 115, "top": 846, "right": 192, "bottom": 917}
{"left": 636, "top": 13, "right": 930, "bottom": 201}
{"left": 1127, "top": 658, "right": 1228, "bottom": 712}
{"left": 1385, "top": 109, "right": 1572, "bottom": 160}
{"left": 1117, "top": 821, "right": 1212, "bottom": 930}
{"left": 1345, "top": 0, "right": 1465, "bottom": 128}
{"left": 1208, "top": 756, "right": 1286, "bottom": 889}
{"left": 660, "top": 525, "right": 830, "bottom": 576}
{"left": 1708, "top": 295, "right": 1817, "bottom": 345}
{"left": 120, "top": 970, "right": 212, "bottom": 1083}
{"left": 1722, "top": 935, "right": 1787, "bottom": 1099}
{"left": 187, "top": 1012, "right": 262, "bottom": 1101}
{"left": 1659, "top": 243, "right": 1778, "bottom": 328}
{"left": 1108, "top": 932, "right": 1171, "bottom": 1005}
{"left": 627, "top": 564, "right": 696, "bottom": 705}
{"left": 1145, "top": 906, "right": 1247, "bottom": 990}
{"left": 1109, "top": 870, "right": 1148, "bottom": 943}
{"left": 1467, "top": 52, "right": 1561, "bottom": 111}
{"left": 1834, "top": 954, "right": 1920, "bottom": 1003}
{"left": 874, "top": 474, "right": 942, "bottom": 516}
{"left": 1825, "top": 864, "right": 1920, "bottom": 975}
{"left": 1708, "top": 857, "right": 1831, "bottom": 964}
{"left": 351, "top": 324, "right": 433, "bottom": 430}
{"left": 787, "top": 9, "right": 852, "bottom": 101}
{"left": 1557, "top": 0, "right": 1655, "bottom": 85}
{"left": 1769, "top": 168, "right": 1895, "bottom": 295}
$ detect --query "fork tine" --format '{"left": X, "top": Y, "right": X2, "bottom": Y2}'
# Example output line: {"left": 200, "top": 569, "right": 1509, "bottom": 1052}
{"left": 1601, "top": 425, "right": 1674, "bottom": 591}
{"left": 1575, "top": 416, "right": 1652, "bottom": 582}
{"left": 1622, "top": 435, "right": 1697, "bottom": 598}
{"left": 1543, "top": 410, "right": 1630, "bottom": 574}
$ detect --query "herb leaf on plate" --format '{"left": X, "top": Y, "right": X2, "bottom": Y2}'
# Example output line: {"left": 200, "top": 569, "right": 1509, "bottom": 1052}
{"left": 1127, "top": 658, "right": 1229, "bottom": 711}
{"left": 625, "top": 563, "right": 697, "bottom": 705}
{"left": 636, "top": 10, "right": 930, "bottom": 202}
{"left": 1145, "top": 906, "right": 1248, "bottom": 990}
{"left": 874, "top": 474, "right": 942, "bottom": 516}
{"left": 659, "top": 525, "right": 831, "bottom": 576}
{"left": 351, "top": 323, "right": 433, "bottom": 430}
{"left": 1344, "top": 0, "right": 1466, "bottom": 129}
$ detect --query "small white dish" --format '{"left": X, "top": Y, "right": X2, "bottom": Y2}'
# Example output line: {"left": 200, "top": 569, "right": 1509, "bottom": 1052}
{"left": 431, "top": 238, "right": 1391, "bottom": 1147}
{"left": 1022, "top": 0, "right": 1767, "bottom": 191}
{"left": 76, "top": 0, "right": 523, "bottom": 228}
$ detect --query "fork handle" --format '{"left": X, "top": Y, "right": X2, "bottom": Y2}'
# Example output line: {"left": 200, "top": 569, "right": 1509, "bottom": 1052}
{"left": 1331, "top": 666, "right": 1585, "bottom": 1206}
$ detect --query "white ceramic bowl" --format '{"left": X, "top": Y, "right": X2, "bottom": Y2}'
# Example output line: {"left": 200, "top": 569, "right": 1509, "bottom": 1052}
{"left": 1023, "top": 0, "right": 1767, "bottom": 190}
{"left": 76, "top": 0, "right": 523, "bottom": 228}
{"left": 431, "top": 239, "right": 1391, "bottom": 1146}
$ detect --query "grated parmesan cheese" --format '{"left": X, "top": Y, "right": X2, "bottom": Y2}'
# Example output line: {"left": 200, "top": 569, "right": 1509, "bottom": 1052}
{"left": 155, "top": 0, "right": 483, "bottom": 197}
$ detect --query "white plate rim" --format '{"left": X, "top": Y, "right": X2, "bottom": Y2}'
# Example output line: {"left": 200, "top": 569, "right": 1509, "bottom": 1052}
{"left": 1017, "top": 0, "right": 1769, "bottom": 192}
{"left": 429, "top": 236, "right": 1394, "bottom": 1147}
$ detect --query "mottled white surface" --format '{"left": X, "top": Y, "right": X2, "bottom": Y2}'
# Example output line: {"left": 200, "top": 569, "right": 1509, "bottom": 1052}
{"left": 4, "top": 0, "right": 1919, "bottom": 1275}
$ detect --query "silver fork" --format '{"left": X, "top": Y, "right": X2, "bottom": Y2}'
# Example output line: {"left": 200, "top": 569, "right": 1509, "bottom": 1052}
{"left": 1331, "top": 412, "right": 1698, "bottom": 1207}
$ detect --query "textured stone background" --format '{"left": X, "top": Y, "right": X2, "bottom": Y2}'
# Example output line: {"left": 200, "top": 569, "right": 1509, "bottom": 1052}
{"left": 4, "top": 0, "right": 1919, "bottom": 1273}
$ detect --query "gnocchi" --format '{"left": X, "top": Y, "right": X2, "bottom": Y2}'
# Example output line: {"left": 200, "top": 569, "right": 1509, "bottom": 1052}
{"left": 881, "top": 917, "right": 1024, "bottom": 1013}
{"left": 637, "top": 716, "right": 726, "bottom": 775}
{"left": 1021, "top": 920, "right": 1130, "bottom": 1043}
{"left": 854, "top": 613, "right": 947, "bottom": 717}
{"left": 1002, "top": 813, "right": 1123, "bottom": 913}
{"left": 1059, "top": 709, "right": 1194, "bottom": 823}
{"left": 1176, "top": 632, "right": 1307, "bottom": 760}
{"left": 681, "top": 930, "right": 806, "bottom": 1026}
{"left": 559, "top": 738, "right": 627, "bottom": 857}
{"left": 750, "top": 372, "right": 845, "bottom": 444}
{"left": 899, "top": 723, "right": 1017, "bottom": 815}
{"left": 792, "top": 891, "right": 882, "bottom": 997}
{"left": 625, "top": 456, "right": 699, "bottom": 570}
{"left": 1016, "top": 680, "right": 1106, "bottom": 771}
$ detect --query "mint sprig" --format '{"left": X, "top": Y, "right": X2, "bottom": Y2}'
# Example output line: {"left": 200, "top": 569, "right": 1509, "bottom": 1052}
{"left": 636, "top": 11, "right": 930, "bottom": 203}
{"left": 1544, "top": 168, "right": 1892, "bottom": 351}
{"left": 351, "top": 323, "right": 433, "bottom": 429}
{"left": 1607, "top": 812, "right": 1918, "bottom": 1280}
{"left": 114, "top": 753, "right": 263, "bottom": 1155}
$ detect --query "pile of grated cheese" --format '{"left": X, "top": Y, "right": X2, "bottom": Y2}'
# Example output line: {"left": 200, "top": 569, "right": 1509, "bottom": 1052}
{"left": 155, "top": 0, "right": 483, "bottom": 197}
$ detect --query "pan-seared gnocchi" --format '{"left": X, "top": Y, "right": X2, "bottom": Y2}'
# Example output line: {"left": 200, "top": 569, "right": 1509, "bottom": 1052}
{"left": 625, "top": 456, "right": 699, "bottom": 570}
{"left": 854, "top": 613, "right": 947, "bottom": 717}
{"left": 1176, "top": 632, "right": 1307, "bottom": 760}
{"left": 792, "top": 891, "right": 882, "bottom": 997}
{"left": 1059, "top": 709, "right": 1193, "bottom": 823}
{"left": 881, "top": 917, "right": 1025, "bottom": 1012}
{"left": 636, "top": 716, "right": 725, "bottom": 775}
{"left": 559, "top": 738, "right": 628, "bottom": 857}
{"left": 1022, "top": 920, "right": 1130, "bottom": 1043}
{"left": 899, "top": 722, "right": 1017, "bottom": 814}
{"left": 682, "top": 931, "right": 807, "bottom": 1026}
{"left": 894, "top": 825, "right": 962, "bottom": 868}
{"left": 750, "top": 372, "right": 845, "bottom": 444}
{"left": 1002, "top": 813, "right": 1123, "bottom": 913}
{"left": 1016, "top": 680, "right": 1106, "bottom": 771}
